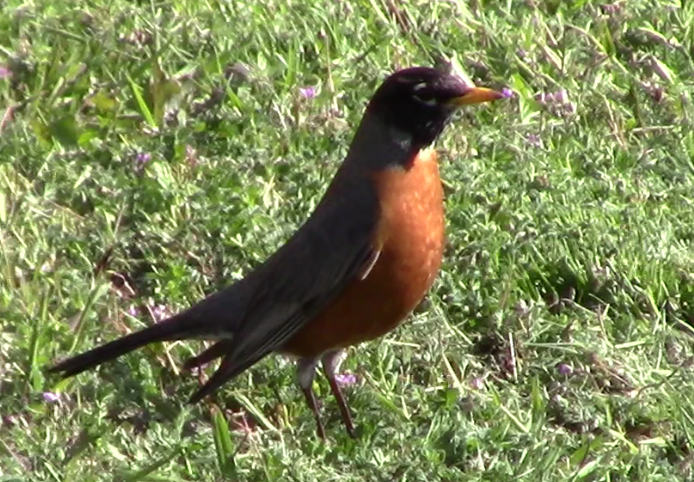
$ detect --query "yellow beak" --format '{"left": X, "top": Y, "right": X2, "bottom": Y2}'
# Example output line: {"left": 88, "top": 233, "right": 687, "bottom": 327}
{"left": 449, "top": 87, "right": 506, "bottom": 106}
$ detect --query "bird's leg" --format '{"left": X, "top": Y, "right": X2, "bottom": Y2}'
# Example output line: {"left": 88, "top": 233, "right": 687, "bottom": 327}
{"left": 296, "top": 358, "right": 325, "bottom": 439}
{"left": 322, "top": 350, "right": 356, "bottom": 438}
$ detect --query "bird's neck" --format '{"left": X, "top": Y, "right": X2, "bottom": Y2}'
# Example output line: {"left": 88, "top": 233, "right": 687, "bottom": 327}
{"left": 343, "top": 114, "right": 422, "bottom": 171}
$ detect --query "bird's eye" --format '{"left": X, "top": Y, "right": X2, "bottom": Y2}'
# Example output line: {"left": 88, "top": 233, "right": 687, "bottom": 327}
{"left": 412, "top": 91, "right": 438, "bottom": 106}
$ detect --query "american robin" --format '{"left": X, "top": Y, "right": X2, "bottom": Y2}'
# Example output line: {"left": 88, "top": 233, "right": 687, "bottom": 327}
{"left": 48, "top": 66, "right": 504, "bottom": 438}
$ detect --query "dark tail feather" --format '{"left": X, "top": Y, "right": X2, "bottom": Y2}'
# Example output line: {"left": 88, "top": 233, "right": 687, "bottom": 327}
{"left": 182, "top": 340, "right": 234, "bottom": 371}
{"left": 47, "top": 314, "right": 202, "bottom": 378}
{"left": 188, "top": 352, "right": 265, "bottom": 404}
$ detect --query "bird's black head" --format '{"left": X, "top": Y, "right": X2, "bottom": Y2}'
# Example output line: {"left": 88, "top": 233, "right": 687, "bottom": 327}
{"left": 366, "top": 67, "right": 504, "bottom": 149}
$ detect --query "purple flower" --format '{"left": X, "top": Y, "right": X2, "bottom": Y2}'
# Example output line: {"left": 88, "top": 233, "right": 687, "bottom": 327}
{"left": 534, "top": 88, "right": 576, "bottom": 118}
{"left": 553, "top": 88, "right": 568, "bottom": 104}
{"left": 469, "top": 377, "right": 485, "bottom": 390}
{"left": 538, "top": 89, "right": 569, "bottom": 106}
{"left": 525, "top": 133, "right": 542, "bottom": 148}
{"left": 43, "top": 392, "right": 60, "bottom": 403}
{"left": 557, "top": 363, "right": 573, "bottom": 376}
{"left": 151, "top": 304, "right": 170, "bottom": 322}
{"left": 501, "top": 87, "right": 513, "bottom": 98}
{"left": 298, "top": 86, "right": 317, "bottom": 99}
{"left": 135, "top": 152, "right": 151, "bottom": 165}
{"left": 127, "top": 305, "right": 139, "bottom": 317}
{"left": 0, "top": 66, "right": 11, "bottom": 79}
{"left": 335, "top": 372, "right": 357, "bottom": 386}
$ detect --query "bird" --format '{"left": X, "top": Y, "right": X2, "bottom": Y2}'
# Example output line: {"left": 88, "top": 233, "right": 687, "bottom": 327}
{"left": 48, "top": 66, "right": 505, "bottom": 439}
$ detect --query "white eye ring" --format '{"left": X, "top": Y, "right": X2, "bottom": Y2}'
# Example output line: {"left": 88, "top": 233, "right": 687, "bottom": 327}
{"left": 413, "top": 93, "right": 438, "bottom": 106}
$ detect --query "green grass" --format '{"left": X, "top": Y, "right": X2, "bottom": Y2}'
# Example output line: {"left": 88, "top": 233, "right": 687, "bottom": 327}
{"left": 2, "top": 0, "right": 694, "bottom": 480}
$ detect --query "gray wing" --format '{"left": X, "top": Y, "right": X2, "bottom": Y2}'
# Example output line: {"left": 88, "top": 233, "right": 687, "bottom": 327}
{"left": 188, "top": 181, "right": 381, "bottom": 402}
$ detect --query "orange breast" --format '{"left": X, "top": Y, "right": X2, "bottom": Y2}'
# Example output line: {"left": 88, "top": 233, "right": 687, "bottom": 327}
{"left": 283, "top": 148, "right": 445, "bottom": 359}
